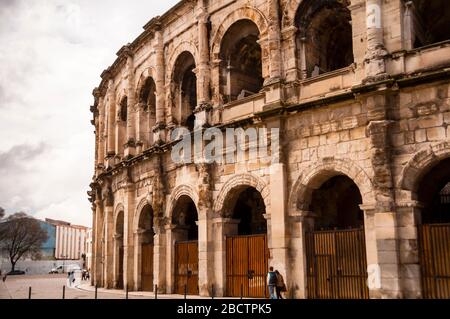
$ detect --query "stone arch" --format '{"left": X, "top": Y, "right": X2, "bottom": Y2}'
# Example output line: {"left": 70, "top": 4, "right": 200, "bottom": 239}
{"left": 133, "top": 196, "right": 153, "bottom": 232}
{"left": 115, "top": 88, "right": 128, "bottom": 109}
{"left": 136, "top": 67, "right": 156, "bottom": 94}
{"left": 399, "top": 141, "right": 450, "bottom": 193}
{"left": 281, "top": 0, "right": 303, "bottom": 29}
{"left": 166, "top": 184, "right": 199, "bottom": 219}
{"left": 213, "top": 173, "right": 270, "bottom": 216}
{"left": 288, "top": 158, "right": 375, "bottom": 212}
{"left": 113, "top": 203, "right": 125, "bottom": 228}
{"left": 211, "top": 6, "right": 269, "bottom": 59}
{"left": 166, "top": 41, "right": 199, "bottom": 83}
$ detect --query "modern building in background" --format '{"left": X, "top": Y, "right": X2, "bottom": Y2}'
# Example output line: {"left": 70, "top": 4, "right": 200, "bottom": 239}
{"left": 85, "top": 228, "right": 93, "bottom": 271}
{"left": 46, "top": 218, "right": 89, "bottom": 261}
{"left": 37, "top": 220, "right": 57, "bottom": 259}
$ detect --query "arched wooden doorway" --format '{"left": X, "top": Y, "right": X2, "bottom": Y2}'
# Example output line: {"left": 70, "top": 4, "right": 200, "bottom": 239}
{"left": 138, "top": 205, "right": 154, "bottom": 291}
{"left": 305, "top": 175, "right": 369, "bottom": 299}
{"left": 416, "top": 158, "right": 450, "bottom": 299}
{"left": 115, "top": 211, "right": 124, "bottom": 289}
{"left": 172, "top": 195, "right": 199, "bottom": 295}
{"left": 224, "top": 186, "right": 269, "bottom": 298}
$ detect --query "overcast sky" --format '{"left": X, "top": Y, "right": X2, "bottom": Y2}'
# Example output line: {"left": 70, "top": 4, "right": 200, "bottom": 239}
{"left": 0, "top": 0, "right": 179, "bottom": 227}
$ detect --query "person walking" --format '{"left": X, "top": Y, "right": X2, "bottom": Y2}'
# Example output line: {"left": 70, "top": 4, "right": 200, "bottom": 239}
{"left": 267, "top": 267, "right": 277, "bottom": 299}
{"left": 275, "top": 270, "right": 286, "bottom": 299}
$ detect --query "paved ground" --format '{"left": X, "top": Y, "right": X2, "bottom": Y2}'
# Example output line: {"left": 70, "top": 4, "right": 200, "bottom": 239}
{"left": 0, "top": 274, "right": 224, "bottom": 299}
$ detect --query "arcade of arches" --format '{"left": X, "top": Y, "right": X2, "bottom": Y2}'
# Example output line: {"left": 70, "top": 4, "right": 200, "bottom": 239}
{"left": 90, "top": 0, "right": 450, "bottom": 300}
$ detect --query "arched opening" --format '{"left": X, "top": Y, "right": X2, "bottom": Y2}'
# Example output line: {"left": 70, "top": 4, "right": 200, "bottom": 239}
{"left": 295, "top": 0, "right": 353, "bottom": 78}
{"left": 172, "top": 52, "right": 197, "bottom": 131}
{"left": 416, "top": 158, "right": 450, "bottom": 298}
{"left": 231, "top": 187, "right": 267, "bottom": 235}
{"left": 408, "top": 0, "right": 450, "bottom": 48}
{"left": 219, "top": 19, "right": 263, "bottom": 103}
{"left": 172, "top": 195, "right": 199, "bottom": 295}
{"left": 305, "top": 174, "right": 368, "bottom": 299}
{"left": 224, "top": 186, "right": 269, "bottom": 298}
{"left": 115, "top": 211, "right": 124, "bottom": 289}
{"left": 138, "top": 205, "right": 154, "bottom": 292}
{"left": 117, "top": 97, "right": 128, "bottom": 157}
{"left": 310, "top": 175, "right": 364, "bottom": 230}
{"left": 138, "top": 77, "right": 156, "bottom": 147}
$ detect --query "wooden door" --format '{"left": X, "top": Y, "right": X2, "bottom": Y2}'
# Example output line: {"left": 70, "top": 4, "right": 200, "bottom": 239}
{"left": 141, "top": 243, "right": 153, "bottom": 291}
{"left": 175, "top": 241, "right": 198, "bottom": 295}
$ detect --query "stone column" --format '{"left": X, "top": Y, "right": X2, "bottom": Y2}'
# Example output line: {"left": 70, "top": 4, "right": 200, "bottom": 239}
{"left": 363, "top": 91, "right": 401, "bottom": 298}
{"left": 133, "top": 229, "right": 145, "bottom": 291}
{"left": 212, "top": 218, "right": 240, "bottom": 297}
{"left": 281, "top": 26, "right": 300, "bottom": 83}
{"left": 165, "top": 224, "right": 177, "bottom": 293}
{"left": 93, "top": 200, "right": 104, "bottom": 287}
{"left": 364, "top": 0, "right": 388, "bottom": 81}
{"left": 153, "top": 220, "right": 167, "bottom": 293}
{"left": 103, "top": 205, "right": 114, "bottom": 288}
{"left": 96, "top": 95, "right": 106, "bottom": 169}
{"left": 194, "top": 1, "right": 212, "bottom": 129}
{"left": 124, "top": 47, "right": 136, "bottom": 157}
{"left": 266, "top": 0, "right": 282, "bottom": 83}
{"left": 123, "top": 182, "right": 136, "bottom": 290}
{"left": 112, "top": 233, "right": 123, "bottom": 288}
{"left": 197, "top": 214, "right": 210, "bottom": 297}
{"left": 90, "top": 203, "right": 97, "bottom": 286}
{"left": 106, "top": 79, "right": 116, "bottom": 167}
{"left": 402, "top": 1, "right": 414, "bottom": 50}
{"left": 288, "top": 210, "right": 315, "bottom": 299}
{"left": 153, "top": 26, "right": 166, "bottom": 143}
{"left": 396, "top": 201, "right": 423, "bottom": 298}
{"left": 268, "top": 162, "right": 288, "bottom": 286}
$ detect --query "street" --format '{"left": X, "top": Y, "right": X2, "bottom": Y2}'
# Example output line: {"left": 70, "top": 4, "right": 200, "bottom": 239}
{"left": 0, "top": 274, "right": 216, "bottom": 299}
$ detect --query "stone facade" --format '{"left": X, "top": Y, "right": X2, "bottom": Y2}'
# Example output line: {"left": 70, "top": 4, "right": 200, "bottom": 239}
{"left": 89, "top": 0, "right": 450, "bottom": 298}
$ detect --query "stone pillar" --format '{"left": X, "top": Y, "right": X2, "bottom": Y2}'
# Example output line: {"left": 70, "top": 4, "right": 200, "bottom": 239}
{"left": 363, "top": 92, "right": 401, "bottom": 298}
{"left": 396, "top": 201, "right": 423, "bottom": 298}
{"left": 281, "top": 26, "right": 300, "bottom": 82}
{"left": 93, "top": 200, "right": 104, "bottom": 287}
{"left": 165, "top": 224, "right": 177, "bottom": 293}
{"left": 364, "top": 0, "right": 388, "bottom": 81}
{"left": 112, "top": 233, "right": 123, "bottom": 288}
{"left": 133, "top": 229, "right": 145, "bottom": 291}
{"left": 288, "top": 210, "right": 315, "bottom": 299}
{"left": 153, "top": 26, "right": 166, "bottom": 143}
{"left": 96, "top": 95, "right": 106, "bottom": 169}
{"left": 212, "top": 218, "right": 240, "bottom": 297}
{"left": 124, "top": 47, "right": 136, "bottom": 157}
{"left": 266, "top": 0, "right": 282, "bottom": 83}
{"left": 268, "top": 162, "right": 288, "bottom": 287}
{"left": 197, "top": 213, "right": 210, "bottom": 296}
{"left": 90, "top": 203, "right": 97, "bottom": 286}
{"left": 106, "top": 79, "right": 116, "bottom": 167}
{"left": 123, "top": 182, "right": 136, "bottom": 290}
{"left": 153, "top": 221, "right": 167, "bottom": 293}
{"left": 402, "top": 1, "right": 414, "bottom": 50}
{"left": 103, "top": 205, "right": 114, "bottom": 288}
{"left": 194, "top": 1, "right": 212, "bottom": 129}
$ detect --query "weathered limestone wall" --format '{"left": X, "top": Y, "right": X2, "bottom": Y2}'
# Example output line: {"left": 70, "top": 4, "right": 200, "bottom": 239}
{"left": 88, "top": 0, "right": 450, "bottom": 299}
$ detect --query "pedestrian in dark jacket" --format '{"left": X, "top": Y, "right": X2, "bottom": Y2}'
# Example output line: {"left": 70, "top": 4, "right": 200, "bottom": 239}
{"left": 267, "top": 267, "right": 277, "bottom": 299}
{"left": 275, "top": 270, "right": 286, "bottom": 299}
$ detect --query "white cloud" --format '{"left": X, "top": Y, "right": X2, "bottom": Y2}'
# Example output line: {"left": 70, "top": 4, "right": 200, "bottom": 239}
{"left": 0, "top": 0, "right": 179, "bottom": 226}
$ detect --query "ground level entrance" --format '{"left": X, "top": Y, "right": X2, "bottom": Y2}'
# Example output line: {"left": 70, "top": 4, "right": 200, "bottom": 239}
{"left": 174, "top": 241, "right": 198, "bottom": 295}
{"left": 226, "top": 234, "right": 269, "bottom": 298}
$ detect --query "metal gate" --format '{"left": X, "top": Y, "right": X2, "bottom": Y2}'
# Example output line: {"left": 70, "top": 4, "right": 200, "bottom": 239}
{"left": 141, "top": 243, "right": 153, "bottom": 291}
{"left": 306, "top": 228, "right": 369, "bottom": 299}
{"left": 175, "top": 241, "right": 198, "bottom": 295}
{"left": 226, "top": 234, "right": 269, "bottom": 298}
{"left": 418, "top": 223, "right": 450, "bottom": 299}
